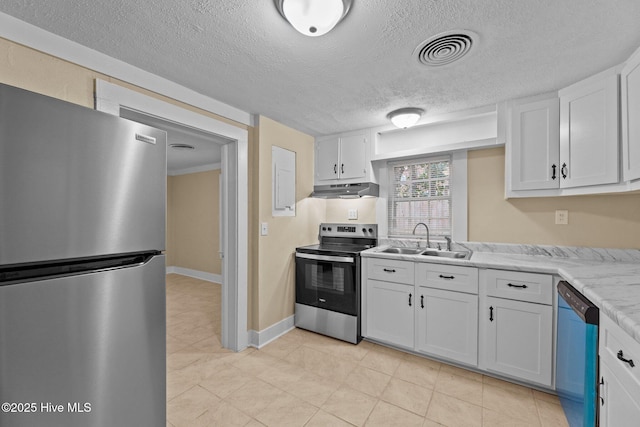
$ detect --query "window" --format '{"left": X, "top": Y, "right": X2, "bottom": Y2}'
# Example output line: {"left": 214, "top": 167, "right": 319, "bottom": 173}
{"left": 387, "top": 156, "right": 451, "bottom": 238}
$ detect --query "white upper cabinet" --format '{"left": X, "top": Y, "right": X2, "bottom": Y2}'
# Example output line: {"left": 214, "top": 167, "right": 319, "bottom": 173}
{"left": 506, "top": 66, "right": 622, "bottom": 197}
{"left": 315, "top": 136, "right": 340, "bottom": 181}
{"left": 315, "top": 130, "right": 369, "bottom": 183}
{"left": 559, "top": 67, "right": 620, "bottom": 188}
{"left": 621, "top": 45, "right": 640, "bottom": 182}
{"left": 509, "top": 95, "right": 560, "bottom": 191}
{"left": 338, "top": 133, "right": 367, "bottom": 180}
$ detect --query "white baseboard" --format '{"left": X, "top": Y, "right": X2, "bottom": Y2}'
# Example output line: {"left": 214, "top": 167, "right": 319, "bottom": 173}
{"left": 166, "top": 266, "right": 222, "bottom": 284}
{"left": 248, "top": 315, "right": 295, "bottom": 349}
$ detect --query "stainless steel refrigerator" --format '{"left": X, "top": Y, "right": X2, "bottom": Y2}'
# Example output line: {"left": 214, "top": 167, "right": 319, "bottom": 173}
{"left": 0, "top": 84, "right": 167, "bottom": 427}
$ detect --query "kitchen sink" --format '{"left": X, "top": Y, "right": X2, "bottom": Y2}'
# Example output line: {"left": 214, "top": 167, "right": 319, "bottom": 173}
{"left": 420, "top": 249, "right": 472, "bottom": 259}
{"left": 380, "top": 247, "right": 425, "bottom": 255}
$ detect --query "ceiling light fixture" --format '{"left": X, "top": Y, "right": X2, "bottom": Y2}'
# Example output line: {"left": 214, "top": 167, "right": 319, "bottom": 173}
{"left": 169, "top": 143, "right": 195, "bottom": 151}
{"left": 386, "top": 108, "right": 424, "bottom": 129}
{"left": 274, "top": 0, "right": 353, "bottom": 37}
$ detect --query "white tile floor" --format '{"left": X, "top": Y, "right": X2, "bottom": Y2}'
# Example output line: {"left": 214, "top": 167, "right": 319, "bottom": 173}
{"left": 166, "top": 274, "right": 569, "bottom": 426}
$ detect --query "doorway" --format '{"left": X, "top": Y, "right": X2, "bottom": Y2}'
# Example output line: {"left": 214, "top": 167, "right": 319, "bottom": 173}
{"left": 95, "top": 79, "right": 248, "bottom": 351}
{"left": 121, "top": 108, "right": 225, "bottom": 280}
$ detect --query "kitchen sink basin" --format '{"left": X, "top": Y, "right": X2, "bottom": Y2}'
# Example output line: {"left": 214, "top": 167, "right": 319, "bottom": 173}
{"left": 420, "top": 249, "right": 472, "bottom": 259}
{"left": 380, "top": 247, "right": 424, "bottom": 255}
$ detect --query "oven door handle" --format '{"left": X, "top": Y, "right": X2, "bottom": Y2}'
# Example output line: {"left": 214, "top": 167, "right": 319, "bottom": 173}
{"left": 295, "top": 252, "right": 355, "bottom": 264}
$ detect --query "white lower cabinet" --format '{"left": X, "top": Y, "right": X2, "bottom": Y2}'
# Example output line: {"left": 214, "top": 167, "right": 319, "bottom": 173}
{"left": 417, "top": 287, "right": 478, "bottom": 366}
{"left": 599, "top": 363, "right": 640, "bottom": 427}
{"left": 365, "top": 279, "right": 414, "bottom": 349}
{"left": 599, "top": 313, "right": 640, "bottom": 427}
{"left": 364, "top": 260, "right": 555, "bottom": 388}
{"left": 478, "top": 269, "right": 554, "bottom": 387}
{"left": 480, "top": 296, "right": 553, "bottom": 386}
{"left": 599, "top": 362, "right": 640, "bottom": 427}
{"left": 365, "top": 259, "right": 479, "bottom": 366}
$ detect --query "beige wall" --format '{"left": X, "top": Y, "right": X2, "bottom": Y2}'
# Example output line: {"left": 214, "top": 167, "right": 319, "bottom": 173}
{"left": 0, "top": 37, "right": 246, "bottom": 129}
{"left": 325, "top": 198, "right": 377, "bottom": 223}
{"left": 468, "top": 147, "right": 640, "bottom": 248}
{"left": 255, "top": 116, "right": 323, "bottom": 331}
{"left": 167, "top": 170, "right": 221, "bottom": 274}
{"left": 1, "top": 38, "right": 106, "bottom": 107}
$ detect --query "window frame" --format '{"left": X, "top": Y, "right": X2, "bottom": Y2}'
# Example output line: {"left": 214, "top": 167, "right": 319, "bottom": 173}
{"left": 375, "top": 151, "right": 468, "bottom": 242}
{"left": 387, "top": 155, "right": 452, "bottom": 238}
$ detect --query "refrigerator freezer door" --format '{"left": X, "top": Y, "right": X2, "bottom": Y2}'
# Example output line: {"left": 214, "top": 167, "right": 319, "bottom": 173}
{"left": 0, "top": 255, "right": 166, "bottom": 427}
{"left": 0, "top": 84, "right": 167, "bottom": 265}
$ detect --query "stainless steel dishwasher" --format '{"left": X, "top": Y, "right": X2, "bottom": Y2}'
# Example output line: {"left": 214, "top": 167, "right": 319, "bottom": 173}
{"left": 556, "top": 280, "right": 599, "bottom": 427}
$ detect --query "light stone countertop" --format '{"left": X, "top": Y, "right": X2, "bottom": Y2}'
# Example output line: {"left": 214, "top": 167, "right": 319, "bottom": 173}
{"left": 362, "top": 241, "right": 640, "bottom": 345}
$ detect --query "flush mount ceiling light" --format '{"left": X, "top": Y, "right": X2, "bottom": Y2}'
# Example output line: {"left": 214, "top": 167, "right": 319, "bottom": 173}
{"left": 386, "top": 108, "right": 425, "bottom": 129}
{"left": 274, "top": 0, "right": 353, "bottom": 37}
{"left": 169, "top": 143, "right": 195, "bottom": 151}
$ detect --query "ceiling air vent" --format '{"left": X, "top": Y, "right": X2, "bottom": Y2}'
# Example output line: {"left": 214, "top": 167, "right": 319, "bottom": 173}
{"left": 169, "top": 143, "right": 195, "bottom": 151}
{"left": 414, "top": 30, "right": 477, "bottom": 67}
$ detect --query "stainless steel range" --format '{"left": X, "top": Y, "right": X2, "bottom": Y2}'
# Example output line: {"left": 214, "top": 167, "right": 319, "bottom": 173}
{"left": 295, "top": 223, "right": 378, "bottom": 344}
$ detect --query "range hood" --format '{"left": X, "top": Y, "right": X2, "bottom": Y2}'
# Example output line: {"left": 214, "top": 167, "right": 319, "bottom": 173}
{"left": 310, "top": 182, "right": 379, "bottom": 199}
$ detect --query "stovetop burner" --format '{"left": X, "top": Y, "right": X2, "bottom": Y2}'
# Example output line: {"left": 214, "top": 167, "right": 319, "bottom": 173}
{"left": 296, "top": 223, "right": 378, "bottom": 256}
{"left": 296, "top": 243, "right": 374, "bottom": 256}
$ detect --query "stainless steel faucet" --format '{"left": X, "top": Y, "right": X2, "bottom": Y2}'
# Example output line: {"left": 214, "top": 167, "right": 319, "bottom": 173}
{"left": 412, "top": 222, "right": 430, "bottom": 248}
{"left": 444, "top": 236, "right": 452, "bottom": 251}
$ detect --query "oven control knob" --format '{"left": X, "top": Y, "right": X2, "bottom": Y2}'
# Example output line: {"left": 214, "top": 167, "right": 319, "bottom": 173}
{"left": 327, "top": 227, "right": 332, "bottom": 231}
{"left": 322, "top": 226, "right": 326, "bottom": 231}
{"left": 362, "top": 228, "right": 367, "bottom": 233}
{"left": 368, "top": 228, "right": 374, "bottom": 233}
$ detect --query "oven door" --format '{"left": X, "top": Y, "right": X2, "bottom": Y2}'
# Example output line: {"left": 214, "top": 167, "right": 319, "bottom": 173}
{"left": 295, "top": 252, "right": 359, "bottom": 316}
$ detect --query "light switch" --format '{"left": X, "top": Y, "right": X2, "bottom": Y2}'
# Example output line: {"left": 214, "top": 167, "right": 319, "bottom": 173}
{"left": 348, "top": 209, "right": 358, "bottom": 220}
{"left": 555, "top": 210, "right": 569, "bottom": 225}
{"left": 261, "top": 222, "right": 269, "bottom": 236}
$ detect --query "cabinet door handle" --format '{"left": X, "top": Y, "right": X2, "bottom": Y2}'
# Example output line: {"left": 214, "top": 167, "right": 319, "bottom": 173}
{"left": 341, "top": 163, "right": 344, "bottom": 174}
{"left": 333, "top": 164, "right": 337, "bottom": 175}
{"left": 617, "top": 350, "right": 635, "bottom": 368}
{"left": 561, "top": 163, "right": 568, "bottom": 179}
{"left": 383, "top": 268, "right": 396, "bottom": 273}
{"left": 507, "top": 283, "right": 528, "bottom": 289}
{"left": 439, "top": 275, "right": 455, "bottom": 280}
{"left": 599, "top": 377, "right": 605, "bottom": 406}
{"left": 551, "top": 164, "right": 557, "bottom": 180}
{"left": 421, "top": 295, "right": 424, "bottom": 309}
{"left": 489, "top": 306, "right": 494, "bottom": 322}
{"left": 408, "top": 293, "right": 412, "bottom": 307}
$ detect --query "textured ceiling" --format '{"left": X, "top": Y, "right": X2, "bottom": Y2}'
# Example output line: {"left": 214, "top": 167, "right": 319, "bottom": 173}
{"left": 1, "top": 0, "right": 640, "bottom": 137}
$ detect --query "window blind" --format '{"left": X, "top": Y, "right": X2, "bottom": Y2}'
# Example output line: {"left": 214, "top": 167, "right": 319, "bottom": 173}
{"left": 387, "top": 155, "right": 452, "bottom": 238}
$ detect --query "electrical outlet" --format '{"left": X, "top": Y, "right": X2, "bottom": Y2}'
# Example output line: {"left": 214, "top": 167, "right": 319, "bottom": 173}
{"left": 348, "top": 209, "right": 358, "bottom": 220}
{"left": 261, "top": 222, "right": 269, "bottom": 235}
{"left": 555, "top": 210, "right": 569, "bottom": 225}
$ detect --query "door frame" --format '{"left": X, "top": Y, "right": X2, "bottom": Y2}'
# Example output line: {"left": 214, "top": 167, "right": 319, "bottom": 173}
{"left": 95, "top": 79, "right": 248, "bottom": 351}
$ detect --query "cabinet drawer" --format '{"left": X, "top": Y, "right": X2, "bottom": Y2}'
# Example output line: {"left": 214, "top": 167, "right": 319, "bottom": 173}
{"left": 600, "top": 314, "right": 640, "bottom": 389}
{"left": 484, "top": 269, "right": 553, "bottom": 305}
{"left": 416, "top": 263, "right": 478, "bottom": 294}
{"left": 367, "top": 258, "right": 414, "bottom": 285}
